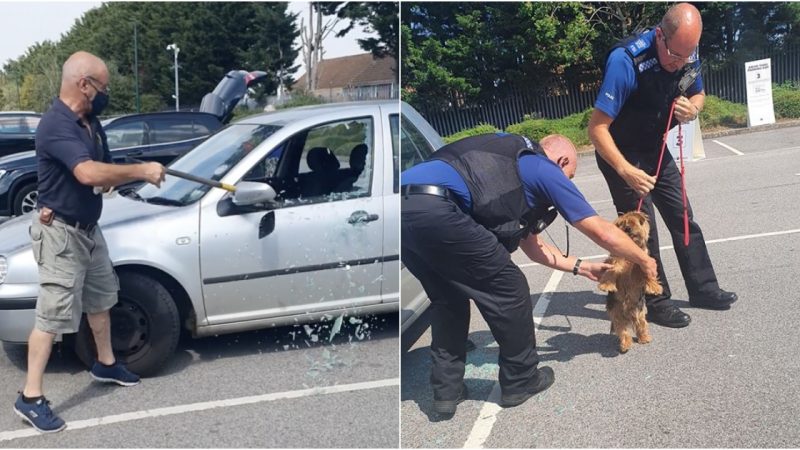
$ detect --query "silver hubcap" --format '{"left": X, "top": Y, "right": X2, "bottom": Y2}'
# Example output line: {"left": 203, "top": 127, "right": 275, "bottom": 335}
{"left": 21, "top": 190, "right": 37, "bottom": 214}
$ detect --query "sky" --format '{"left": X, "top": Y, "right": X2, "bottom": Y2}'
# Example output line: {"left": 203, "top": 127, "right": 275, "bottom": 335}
{"left": 0, "top": 1, "right": 376, "bottom": 76}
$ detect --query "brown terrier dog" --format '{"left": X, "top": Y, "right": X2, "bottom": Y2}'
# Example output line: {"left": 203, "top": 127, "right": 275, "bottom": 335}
{"left": 597, "top": 211, "right": 663, "bottom": 353}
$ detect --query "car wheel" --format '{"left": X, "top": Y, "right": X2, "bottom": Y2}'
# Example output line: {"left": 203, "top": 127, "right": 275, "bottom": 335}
{"left": 13, "top": 183, "right": 38, "bottom": 216}
{"left": 74, "top": 272, "right": 181, "bottom": 377}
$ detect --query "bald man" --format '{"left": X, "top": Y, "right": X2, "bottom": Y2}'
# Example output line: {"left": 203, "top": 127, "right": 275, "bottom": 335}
{"left": 589, "top": 3, "right": 737, "bottom": 329}
{"left": 401, "top": 132, "right": 657, "bottom": 415}
{"left": 13, "top": 51, "right": 166, "bottom": 433}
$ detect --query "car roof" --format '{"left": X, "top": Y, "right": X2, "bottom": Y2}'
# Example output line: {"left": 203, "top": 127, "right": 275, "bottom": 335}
{"left": 234, "top": 100, "right": 397, "bottom": 126}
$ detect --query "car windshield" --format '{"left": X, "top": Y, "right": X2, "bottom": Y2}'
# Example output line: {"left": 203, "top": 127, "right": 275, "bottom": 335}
{"left": 136, "top": 123, "right": 281, "bottom": 205}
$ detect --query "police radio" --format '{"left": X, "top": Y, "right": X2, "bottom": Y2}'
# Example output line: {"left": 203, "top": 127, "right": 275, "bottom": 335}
{"left": 677, "top": 61, "right": 703, "bottom": 96}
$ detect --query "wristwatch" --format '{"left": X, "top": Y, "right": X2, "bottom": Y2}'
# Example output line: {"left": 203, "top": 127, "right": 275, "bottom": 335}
{"left": 572, "top": 258, "right": 582, "bottom": 276}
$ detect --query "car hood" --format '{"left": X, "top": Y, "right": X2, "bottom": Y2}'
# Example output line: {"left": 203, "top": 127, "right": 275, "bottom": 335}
{"left": 0, "top": 150, "right": 36, "bottom": 169}
{"left": 0, "top": 193, "right": 176, "bottom": 256}
{"left": 200, "top": 70, "right": 267, "bottom": 124}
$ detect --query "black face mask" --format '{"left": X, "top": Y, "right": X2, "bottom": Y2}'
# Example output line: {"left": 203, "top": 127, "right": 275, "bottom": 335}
{"left": 90, "top": 91, "right": 109, "bottom": 116}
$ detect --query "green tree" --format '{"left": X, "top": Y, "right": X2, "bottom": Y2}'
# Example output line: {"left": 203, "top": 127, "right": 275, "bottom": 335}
{"left": 323, "top": 2, "right": 399, "bottom": 65}
{"left": 2, "top": 2, "right": 300, "bottom": 114}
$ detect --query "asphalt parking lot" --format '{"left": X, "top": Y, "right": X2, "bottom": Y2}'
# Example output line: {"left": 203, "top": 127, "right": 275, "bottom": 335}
{"left": 0, "top": 313, "right": 398, "bottom": 448}
{"left": 401, "top": 125, "right": 800, "bottom": 448}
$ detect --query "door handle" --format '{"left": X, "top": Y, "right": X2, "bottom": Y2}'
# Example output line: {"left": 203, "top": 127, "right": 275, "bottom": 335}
{"left": 348, "top": 210, "right": 379, "bottom": 225}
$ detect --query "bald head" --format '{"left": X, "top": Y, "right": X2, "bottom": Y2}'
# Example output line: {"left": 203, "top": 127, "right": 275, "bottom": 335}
{"left": 60, "top": 51, "right": 109, "bottom": 118}
{"left": 540, "top": 134, "right": 578, "bottom": 179}
{"left": 657, "top": 3, "right": 702, "bottom": 72}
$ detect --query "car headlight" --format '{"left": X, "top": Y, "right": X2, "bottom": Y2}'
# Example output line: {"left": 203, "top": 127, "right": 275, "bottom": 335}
{"left": 0, "top": 256, "right": 7, "bottom": 284}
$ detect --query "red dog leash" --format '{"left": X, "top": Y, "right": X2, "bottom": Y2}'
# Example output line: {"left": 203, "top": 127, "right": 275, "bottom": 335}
{"left": 636, "top": 99, "right": 690, "bottom": 247}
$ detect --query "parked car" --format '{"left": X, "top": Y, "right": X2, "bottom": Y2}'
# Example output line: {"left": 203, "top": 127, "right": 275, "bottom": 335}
{"left": 0, "top": 100, "right": 404, "bottom": 376}
{"left": 0, "top": 70, "right": 266, "bottom": 216}
{"left": 0, "top": 111, "right": 41, "bottom": 158}
{"left": 398, "top": 102, "right": 445, "bottom": 352}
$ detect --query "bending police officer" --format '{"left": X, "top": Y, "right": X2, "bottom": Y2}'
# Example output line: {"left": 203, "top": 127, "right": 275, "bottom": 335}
{"left": 401, "top": 133, "right": 658, "bottom": 415}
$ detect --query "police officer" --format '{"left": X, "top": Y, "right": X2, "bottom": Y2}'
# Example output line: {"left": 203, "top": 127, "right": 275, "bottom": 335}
{"left": 13, "top": 51, "right": 166, "bottom": 433}
{"left": 588, "top": 3, "right": 737, "bottom": 329}
{"left": 401, "top": 133, "right": 658, "bottom": 415}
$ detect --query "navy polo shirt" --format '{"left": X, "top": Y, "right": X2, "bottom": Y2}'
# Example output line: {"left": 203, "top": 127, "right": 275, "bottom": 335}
{"left": 36, "top": 98, "right": 111, "bottom": 224}
{"left": 401, "top": 153, "right": 596, "bottom": 225}
{"left": 595, "top": 29, "right": 704, "bottom": 120}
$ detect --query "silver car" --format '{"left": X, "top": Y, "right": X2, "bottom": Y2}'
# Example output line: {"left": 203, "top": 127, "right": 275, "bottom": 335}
{"left": 0, "top": 100, "right": 404, "bottom": 375}
{"left": 397, "top": 103, "right": 444, "bottom": 352}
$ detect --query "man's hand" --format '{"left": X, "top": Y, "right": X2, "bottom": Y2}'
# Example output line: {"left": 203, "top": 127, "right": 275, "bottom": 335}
{"left": 621, "top": 165, "right": 656, "bottom": 197}
{"left": 578, "top": 261, "right": 613, "bottom": 282}
{"left": 640, "top": 256, "right": 658, "bottom": 280}
{"left": 673, "top": 96, "right": 699, "bottom": 123}
{"left": 141, "top": 162, "right": 166, "bottom": 188}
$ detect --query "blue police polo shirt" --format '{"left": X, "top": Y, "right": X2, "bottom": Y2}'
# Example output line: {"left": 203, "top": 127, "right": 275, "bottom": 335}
{"left": 595, "top": 29, "right": 704, "bottom": 120}
{"left": 401, "top": 153, "right": 597, "bottom": 225}
{"left": 36, "top": 98, "right": 111, "bottom": 224}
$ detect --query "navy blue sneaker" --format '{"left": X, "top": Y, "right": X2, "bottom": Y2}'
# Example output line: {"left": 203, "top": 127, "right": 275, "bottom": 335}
{"left": 13, "top": 393, "right": 66, "bottom": 433}
{"left": 90, "top": 361, "right": 141, "bottom": 386}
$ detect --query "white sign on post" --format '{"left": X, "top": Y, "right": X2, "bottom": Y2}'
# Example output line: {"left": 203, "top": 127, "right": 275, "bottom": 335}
{"left": 745, "top": 58, "right": 775, "bottom": 127}
{"left": 667, "top": 118, "right": 706, "bottom": 162}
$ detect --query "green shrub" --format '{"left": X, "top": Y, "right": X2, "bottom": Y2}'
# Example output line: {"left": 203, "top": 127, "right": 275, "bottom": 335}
{"left": 699, "top": 95, "right": 747, "bottom": 129}
{"left": 277, "top": 92, "right": 327, "bottom": 110}
{"left": 442, "top": 123, "right": 500, "bottom": 144}
{"left": 505, "top": 109, "right": 592, "bottom": 147}
{"left": 772, "top": 82, "right": 800, "bottom": 119}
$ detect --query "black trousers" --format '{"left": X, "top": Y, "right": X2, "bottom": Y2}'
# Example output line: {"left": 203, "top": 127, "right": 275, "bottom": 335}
{"left": 401, "top": 193, "right": 538, "bottom": 399}
{"left": 595, "top": 149, "right": 719, "bottom": 306}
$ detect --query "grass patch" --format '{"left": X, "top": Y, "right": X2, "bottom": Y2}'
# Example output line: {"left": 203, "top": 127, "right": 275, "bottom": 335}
{"left": 442, "top": 123, "right": 501, "bottom": 144}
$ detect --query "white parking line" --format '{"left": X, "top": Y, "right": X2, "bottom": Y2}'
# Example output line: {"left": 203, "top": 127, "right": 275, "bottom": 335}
{"left": 518, "top": 228, "right": 800, "bottom": 269}
{"left": 463, "top": 227, "right": 800, "bottom": 447}
{"left": 712, "top": 139, "right": 744, "bottom": 156}
{"left": 463, "top": 270, "right": 564, "bottom": 449}
{"left": 0, "top": 378, "right": 399, "bottom": 443}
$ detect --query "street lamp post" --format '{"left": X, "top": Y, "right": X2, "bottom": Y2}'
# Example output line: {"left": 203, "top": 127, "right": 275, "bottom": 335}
{"left": 166, "top": 43, "right": 180, "bottom": 111}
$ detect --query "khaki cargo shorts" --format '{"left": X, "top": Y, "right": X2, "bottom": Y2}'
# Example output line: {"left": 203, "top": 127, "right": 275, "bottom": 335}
{"left": 30, "top": 211, "right": 119, "bottom": 334}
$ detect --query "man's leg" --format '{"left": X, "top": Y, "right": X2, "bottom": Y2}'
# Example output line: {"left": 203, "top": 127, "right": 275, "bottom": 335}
{"left": 22, "top": 329, "right": 56, "bottom": 397}
{"left": 651, "top": 157, "right": 736, "bottom": 308}
{"left": 87, "top": 310, "right": 114, "bottom": 366}
{"left": 402, "top": 247, "right": 470, "bottom": 404}
{"left": 83, "top": 228, "right": 139, "bottom": 385}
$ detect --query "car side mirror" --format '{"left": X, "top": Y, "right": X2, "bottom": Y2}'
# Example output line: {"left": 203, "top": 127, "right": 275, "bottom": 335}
{"left": 232, "top": 181, "right": 277, "bottom": 206}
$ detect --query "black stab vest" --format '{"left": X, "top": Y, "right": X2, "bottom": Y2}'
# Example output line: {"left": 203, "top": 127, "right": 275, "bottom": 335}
{"left": 431, "top": 133, "right": 554, "bottom": 252}
{"left": 607, "top": 30, "right": 690, "bottom": 153}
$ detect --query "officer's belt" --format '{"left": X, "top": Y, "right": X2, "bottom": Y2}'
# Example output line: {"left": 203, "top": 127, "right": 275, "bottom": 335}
{"left": 401, "top": 184, "right": 468, "bottom": 212}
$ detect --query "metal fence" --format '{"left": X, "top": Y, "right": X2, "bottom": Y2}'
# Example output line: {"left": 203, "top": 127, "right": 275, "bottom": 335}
{"left": 420, "top": 45, "right": 800, "bottom": 137}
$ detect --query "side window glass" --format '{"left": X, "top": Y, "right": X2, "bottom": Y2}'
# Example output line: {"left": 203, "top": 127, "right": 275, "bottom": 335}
{"left": 149, "top": 118, "right": 198, "bottom": 144}
{"left": 104, "top": 120, "right": 146, "bottom": 149}
{"left": 400, "top": 116, "right": 435, "bottom": 170}
{"left": 244, "top": 117, "right": 374, "bottom": 208}
{"left": 0, "top": 115, "right": 39, "bottom": 134}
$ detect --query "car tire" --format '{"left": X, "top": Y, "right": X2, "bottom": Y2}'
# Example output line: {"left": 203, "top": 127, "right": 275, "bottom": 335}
{"left": 74, "top": 272, "right": 181, "bottom": 377}
{"left": 13, "top": 183, "right": 38, "bottom": 216}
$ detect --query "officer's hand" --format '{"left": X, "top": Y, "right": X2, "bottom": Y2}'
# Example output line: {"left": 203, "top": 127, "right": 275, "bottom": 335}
{"left": 674, "top": 96, "right": 699, "bottom": 124}
{"left": 621, "top": 166, "right": 656, "bottom": 197}
{"left": 579, "top": 261, "right": 613, "bottom": 282}
{"left": 639, "top": 256, "right": 658, "bottom": 280}
{"left": 141, "top": 162, "right": 167, "bottom": 188}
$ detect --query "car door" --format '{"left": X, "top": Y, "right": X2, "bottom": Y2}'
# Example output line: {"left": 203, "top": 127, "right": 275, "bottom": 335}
{"left": 381, "top": 109, "right": 401, "bottom": 304}
{"left": 199, "top": 112, "right": 385, "bottom": 324}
